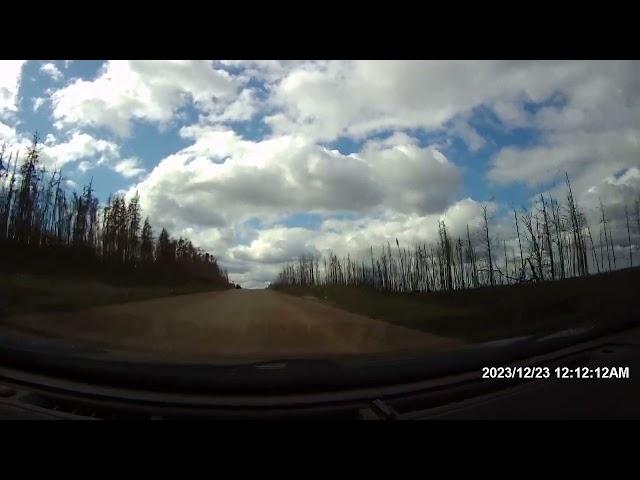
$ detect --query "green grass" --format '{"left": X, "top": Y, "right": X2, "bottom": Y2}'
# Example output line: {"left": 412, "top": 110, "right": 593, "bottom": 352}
{"left": 276, "top": 267, "right": 640, "bottom": 342}
{"left": 0, "top": 271, "right": 230, "bottom": 318}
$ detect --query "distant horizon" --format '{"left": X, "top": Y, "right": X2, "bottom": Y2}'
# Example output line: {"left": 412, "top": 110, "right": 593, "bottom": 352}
{"left": 1, "top": 60, "right": 638, "bottom": 287}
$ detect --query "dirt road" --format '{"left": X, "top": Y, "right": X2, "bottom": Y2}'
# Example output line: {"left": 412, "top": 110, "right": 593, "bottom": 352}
{"left": 2, "top": 289, "right": 463, "bottom": 359}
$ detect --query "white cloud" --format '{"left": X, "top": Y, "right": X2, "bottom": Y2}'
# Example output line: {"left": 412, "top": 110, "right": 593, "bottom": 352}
{"left": 50, "top": 60, "right": 242, "bottom": 137}
{"left": 221, "top": 198, "right": 493, "bottom": 288}
{"left": 218, "top": 60, "right": 309, "bottom": 83}
{"left": 77, "top": 161, "right": 91, "bottom": 173}
{"left": 38, "top": 131, "right": 146, "bottom": 179}
{"left": 40, "top": 62, "right": 63, "bottom": 82}
{"left": 201, "top": 88, "right": 260, "bottom": 123}
{"left": 0, "top": 121, "right": 17, "bottom": 143}
{"left": 488, "top": 129, "right": 640, "bottom": 188}
{"left": 125, "top": 123, "right": 465, "bottom": 287}
{"left": 129, "top": 127, "right": 462, "bottom": 236}
{"left": 112, "top": 157, "right": 146, "bottom": 178}
{"left": 32, "top": 97, "right": 46, "bottom": 112}
{"left": 40, "top": 131, "right": 120, "bottom": 170}
{"left": 52, "top": 60, "right": 615, "bottom": 147}
{"left": 358, "top": 135, "right": 461, "bottom": 214}
{"left": 0, "top": 60, "right": 26, "bottom": 114}
{"left": 581, "top": 167, "right": 640, "bottom": 229}
{"left": 487, "top": 61, "right": 640, "bottom": 199}
{"left": 451, "top": 117, "right": 486, "bottom": 152}
{"left": 264, "top": 61, "right": 603, "bottom": 144}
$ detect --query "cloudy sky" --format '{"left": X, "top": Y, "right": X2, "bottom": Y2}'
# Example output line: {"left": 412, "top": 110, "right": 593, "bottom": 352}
{"left": 1, "top": 60, "right": 639, "bottom": 287}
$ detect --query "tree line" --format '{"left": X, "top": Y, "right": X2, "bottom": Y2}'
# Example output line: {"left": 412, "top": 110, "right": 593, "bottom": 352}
{"left": 0, "top": 134, "right": 230, "bottom": 287}
{"left": 272, "top": 174, "right": 640, "bottom": 293}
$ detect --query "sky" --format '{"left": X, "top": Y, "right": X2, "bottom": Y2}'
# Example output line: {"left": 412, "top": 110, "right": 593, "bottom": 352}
{"left": 1, "top": 60, "right": 639, "bottom": 287}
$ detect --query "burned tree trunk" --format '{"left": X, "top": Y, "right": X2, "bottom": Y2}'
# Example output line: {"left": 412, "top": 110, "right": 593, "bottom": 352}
{"left": 625, "top": 204, "right": 633, "bottom": 268}
{"left": 482, "top": 205, "right": 494, "bottom": 286}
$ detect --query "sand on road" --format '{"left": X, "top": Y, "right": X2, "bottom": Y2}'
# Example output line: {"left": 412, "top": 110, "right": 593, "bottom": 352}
{"left": 1, "top": 289, "right": 464, "bottom": 360}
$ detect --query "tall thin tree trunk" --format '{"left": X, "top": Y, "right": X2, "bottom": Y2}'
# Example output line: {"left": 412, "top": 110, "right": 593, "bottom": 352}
{"left": 503, "top": 239, "right": 508, "bottom": 285}
{"left": 609, "top": 222, "right": 617, "bottom": 270}
{"left": 482, "top": 205, "right": 494, "bottom": 286}
{"left": 541, "top": 194, "right": 555, "bottom": 280}
{"left": 601, "top": 199, "right": 612, "bottom": 271}
{"left": 625, "top": 204, "right": 633, "bottom": 268}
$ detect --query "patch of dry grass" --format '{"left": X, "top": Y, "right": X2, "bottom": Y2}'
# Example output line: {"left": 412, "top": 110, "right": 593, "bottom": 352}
{"left": 277, "top": 267, "right": 640, "bottom": 342}
{"left": 0, "top": 272, "right": 228, "bottom": 319}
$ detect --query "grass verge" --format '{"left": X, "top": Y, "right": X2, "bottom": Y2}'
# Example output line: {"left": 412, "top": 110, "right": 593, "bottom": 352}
{"left": 0, "top": 271, "right": 230, "bottom": 319}
{"left": 275, "top": 267, "right": 640, "bottom": 342}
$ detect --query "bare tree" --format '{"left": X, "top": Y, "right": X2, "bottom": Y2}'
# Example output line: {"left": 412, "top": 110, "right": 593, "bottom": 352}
{"left": 482, "top": 205, "right": 495, "bottom": 286}
{"left": 625, "top": 204, "right": 633, "bottom": 268}
{"left": 521, "top": 210, "right": 544, "bottom": 281}
{"left": 600, "top": 198, "right": 612, "bottom": 271}
{"left": 565, "top": 173, "right": 588, "bottom": 276}
{"left": 272, "top": 174, "right": 636, "bottom": 292}
{"left": 540, "top": 194, "right": 555, "bottom": 280}
{"left": 585, "top": 215, "right": 600, "bottom": 274}
{"left": 513, "top": 205, "right": 525, "bottom": 281}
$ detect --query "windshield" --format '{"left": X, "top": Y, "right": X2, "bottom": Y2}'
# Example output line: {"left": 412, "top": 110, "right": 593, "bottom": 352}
{"left": 0, "top": 60, "right": 638, "bottom": 368}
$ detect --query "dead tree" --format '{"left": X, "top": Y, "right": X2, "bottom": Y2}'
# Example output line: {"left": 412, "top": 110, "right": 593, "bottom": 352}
{"left": 585, "top": 215, "right": 600, "bottom": 274}
{"left": 565, "top": 173, "right": 588, "bottom": 276}
{"left": 482, "top": 205, "right": 495, "bottom": 286}
{"left": 503, "top": 239, "right": 508, "bottom": 285}
{"left": 466, "top": 224, "right": 479, "bottom": 288}
{"left": 600, "top": 198, "right": 612, "bottom": 271}
{"left": 457, "top": 237, "right": 465, "bottom": 289}
{"left": 625, "top": 204, "right": 633, "bottom": 268}
{"left": 549, "top": 195, "right": 566, "bottom": 279}
{"left": 521, "top": 210, "right": 544, "bottom": 281}
{"left": 540, "top": 194, "right": 555, "bottom": 280}
{"left": 635, "top": 197, "right": 640, "bottom": 247}
{"left": 513, "top": 205, "right": 525, "bottom": 281}
{"left": 609, "top": 215, "right": 617, "bottom": 270}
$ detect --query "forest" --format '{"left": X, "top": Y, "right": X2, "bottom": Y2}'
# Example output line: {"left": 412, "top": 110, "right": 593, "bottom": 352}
{"left": 272, "top": 174, "right": 640, "bottom": 294}
{"left": 0, "top": 134, "right": 230, "bottom": 288}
